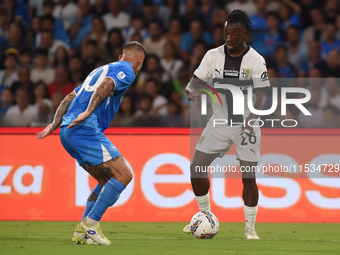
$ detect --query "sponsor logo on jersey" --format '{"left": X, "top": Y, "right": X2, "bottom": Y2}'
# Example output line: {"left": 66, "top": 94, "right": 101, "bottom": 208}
{"left": 241, "top": 69, "right": 250, "bottom": 78}
{"left": 224, "top": 70, "right": 239, "bottom": 77}
{"left": 261, "top": 71, "right": 268, "bottom": 81}
{"left": 110, "top": 145, "right": 117, "bottom": 151}
{"left": 215, "top": 69, "right": 221, "bottom": 75}
{"left": 117, "top": 71, "right": 126, "bottom": 80}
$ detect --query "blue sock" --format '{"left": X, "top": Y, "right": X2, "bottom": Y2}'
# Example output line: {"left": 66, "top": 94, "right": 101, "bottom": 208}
{"left": 88, "top": 178, "right": 126, "bottom": 221}
{"left": 81, "top": 184, "right": 103, "bottom": 221}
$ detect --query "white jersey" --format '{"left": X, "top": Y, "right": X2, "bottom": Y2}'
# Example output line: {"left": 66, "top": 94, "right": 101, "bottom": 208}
{"left": 193, "top": 45, "right": 270, "bottom": 125}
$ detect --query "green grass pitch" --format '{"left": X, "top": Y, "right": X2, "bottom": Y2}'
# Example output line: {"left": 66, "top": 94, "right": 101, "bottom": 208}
{"left": 0, "top": 221, "right": 339, "bottom": 255}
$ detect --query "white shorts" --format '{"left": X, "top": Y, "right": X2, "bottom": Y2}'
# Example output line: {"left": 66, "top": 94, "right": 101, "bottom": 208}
{"left": 195, "top": 120, "right": 261, "bottom": 162}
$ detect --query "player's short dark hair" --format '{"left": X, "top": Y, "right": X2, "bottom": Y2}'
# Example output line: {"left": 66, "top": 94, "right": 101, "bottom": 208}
{"left": 225, "top": 9, "right": 253, "bottom": 38}
{"left": 123, "top": 41, "right": 146, "bottom": 56}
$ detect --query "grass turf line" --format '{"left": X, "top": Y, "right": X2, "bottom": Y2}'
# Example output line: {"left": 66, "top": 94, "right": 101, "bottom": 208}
{"left": 0, "top": 221, "right": 339, "bottom": 255}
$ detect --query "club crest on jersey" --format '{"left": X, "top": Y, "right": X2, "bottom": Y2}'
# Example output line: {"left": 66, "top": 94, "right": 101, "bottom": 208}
{"left": 198, "top": 135, "right": 205, "bottom": 144}
{"left": 241, "top": 69, "right": 250, "bottom": 78}
{"left": 117, "top": 71, "right": 126, "bottom": 80}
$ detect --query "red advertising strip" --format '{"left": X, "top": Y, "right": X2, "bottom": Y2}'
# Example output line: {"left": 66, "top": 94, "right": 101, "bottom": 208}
{"left": 0, "top": 128, "right": 339, "bottom": 222}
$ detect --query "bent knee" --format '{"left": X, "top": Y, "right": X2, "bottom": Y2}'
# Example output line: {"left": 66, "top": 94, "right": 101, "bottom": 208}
{"left": 124, "top": 170, "right": 133, "bottom": 184}
{"left": 118, "top": 168, "right": 133, "bottom": 186}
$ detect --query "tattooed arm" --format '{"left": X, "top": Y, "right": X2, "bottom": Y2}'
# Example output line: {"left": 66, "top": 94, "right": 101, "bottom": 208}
{"left": 37, "top": 91, "right": 76, "bottom": 139}
{"left": 68, "top": 77, "right": 115, "bottom": 129}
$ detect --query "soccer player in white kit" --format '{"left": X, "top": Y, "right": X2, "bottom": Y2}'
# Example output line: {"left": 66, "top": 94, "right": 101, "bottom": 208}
{"left": 184, "top": 10, "right": 270, "bottom": 239}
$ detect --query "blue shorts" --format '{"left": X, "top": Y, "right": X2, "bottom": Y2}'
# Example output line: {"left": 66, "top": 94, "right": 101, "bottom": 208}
{"left": 60, "top": 125, "right": 121, "bottom": 166}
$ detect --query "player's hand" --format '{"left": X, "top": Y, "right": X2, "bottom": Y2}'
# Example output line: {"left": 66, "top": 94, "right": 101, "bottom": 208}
{"left": 185, "top": 89, "right": 201, "bottom": 102}
{"left": 36, "top": 123, "right": 58, "bottom": 139}
{"left": 68, "top": 111, "right": 91, "bottom": 129}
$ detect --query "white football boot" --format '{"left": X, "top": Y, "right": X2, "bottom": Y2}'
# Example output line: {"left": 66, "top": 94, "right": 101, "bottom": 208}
{"left": 72, "top": 225, "right": 97, "bottom": 245}
{"left": 183, "top": 224, "right": 191, "bottom": 234}
{"left": 244, "top": 228, "right": 260, "bottom": 239}
{"left": 79, "top": 217, "right": 111, "bottom": 245}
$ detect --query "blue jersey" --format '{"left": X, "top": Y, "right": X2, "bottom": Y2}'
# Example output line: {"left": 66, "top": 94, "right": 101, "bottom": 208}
{"left": 61, "top": 61, "right": 135, "bottom": 132}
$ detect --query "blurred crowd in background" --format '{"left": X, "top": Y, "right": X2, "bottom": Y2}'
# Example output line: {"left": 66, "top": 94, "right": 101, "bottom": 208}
{"left": 0, "top": 0, "right": 340, "bottom": 128}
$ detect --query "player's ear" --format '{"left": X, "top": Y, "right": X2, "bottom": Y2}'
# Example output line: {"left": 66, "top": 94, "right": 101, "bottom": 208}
{"left": 118, "top": 54, "right": 122, "bottom": 60}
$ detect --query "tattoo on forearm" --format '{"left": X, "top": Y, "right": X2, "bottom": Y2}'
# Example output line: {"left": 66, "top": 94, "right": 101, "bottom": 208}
{"left": 87, "top": 79, "right": 113, "bottom": 114}
{"left": 53, "top": 93, "right": 76, "bottom": 127}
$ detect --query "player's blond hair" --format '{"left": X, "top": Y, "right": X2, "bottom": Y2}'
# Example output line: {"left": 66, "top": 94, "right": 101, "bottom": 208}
{"left": 122, "top": 41, "right": 145, "bottom": 56}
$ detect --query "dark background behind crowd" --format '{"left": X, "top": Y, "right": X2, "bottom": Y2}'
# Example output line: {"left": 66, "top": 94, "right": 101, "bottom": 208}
{"left": 0, "top": 0, "right": 339, "bottom": 128}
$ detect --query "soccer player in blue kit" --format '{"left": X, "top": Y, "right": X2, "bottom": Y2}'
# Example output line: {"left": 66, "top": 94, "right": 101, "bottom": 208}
{"left": 37, "top": 42, "right": 145, "bottom": 245}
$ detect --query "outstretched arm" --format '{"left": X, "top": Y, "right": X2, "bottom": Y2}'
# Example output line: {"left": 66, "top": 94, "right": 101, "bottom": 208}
{"left": 67, "top": 77, "right": 115, "bottom": 129}
{"left": 185, "top": 75, "right": 207, "bottom": 102}
{"left": 37, "top": 90, "right": 77, "bottom": 139}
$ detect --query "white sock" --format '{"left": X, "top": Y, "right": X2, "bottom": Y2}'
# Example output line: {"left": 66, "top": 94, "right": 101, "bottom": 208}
{"left": 244, "top": 205, "right": 258, "bottom": 230}
{"left": 195, "top": 192, "right": 211, "bottom": 212}
{"left": 86, "top": 217, "right": 99, "bottom": 227}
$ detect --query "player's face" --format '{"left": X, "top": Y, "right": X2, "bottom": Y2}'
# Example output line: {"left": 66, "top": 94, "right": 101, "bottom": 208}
{"left": 223, "top": 22, "right": 246, "bottom": 52}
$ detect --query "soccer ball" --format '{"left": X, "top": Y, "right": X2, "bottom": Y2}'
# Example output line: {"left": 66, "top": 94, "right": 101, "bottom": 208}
{"left": 190, "top": 211, "right": 219, "bottom": 239}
